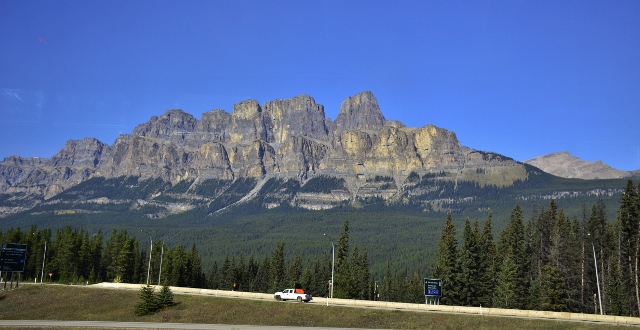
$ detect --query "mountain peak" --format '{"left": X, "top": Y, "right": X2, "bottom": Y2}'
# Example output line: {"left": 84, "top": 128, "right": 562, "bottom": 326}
{"left": 132, "top": 109, "right": 197, "bottom": 139}
{"left": 332, "top": 91, "right": 385, "bottom": 136}
{"left": 525, "top": 152, "right": 630, "bottom": 179}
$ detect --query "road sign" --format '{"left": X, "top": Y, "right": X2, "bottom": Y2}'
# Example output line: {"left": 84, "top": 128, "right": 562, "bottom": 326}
{"left": 424, "top": 278, "right": 442, "bottom": 297}
{"left": 0, "top": 243, "right": 27, "bottom": 272}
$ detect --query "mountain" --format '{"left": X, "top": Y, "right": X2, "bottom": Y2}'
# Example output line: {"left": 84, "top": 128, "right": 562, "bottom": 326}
{"left": 0, "top": 91, "right": 528, "bottom": 217}
{"left": 1, "top": 91, "right": 633, "bottom": 275}
{"left": 524, "top": 151, "right": 631, "bottom": 180}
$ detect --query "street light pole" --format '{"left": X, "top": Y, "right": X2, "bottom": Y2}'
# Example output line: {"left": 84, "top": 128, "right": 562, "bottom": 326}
{"left": 588, "top": 233, "right": 603, "bottom": 315}
{"left": 157, "top": 242, "right": 164, "bottom": 286}
{"left": 323, "top": 233, "right": 335, "bottom": 299}
{"left": 146, "top": 237, "right": 153, "bottom": 285}
{"left": 40, "top": 239, "right": 46, "bottom": 284}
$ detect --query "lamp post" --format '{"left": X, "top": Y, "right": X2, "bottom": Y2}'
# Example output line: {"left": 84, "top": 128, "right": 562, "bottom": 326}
{"left": 33, "top": 233, "right": 47, "bottom": 284}
{"left": 40, "top": 239, "right": 46, "bottom": 284}
{"left": 146, "top": 237, "right": 153, "bottom": 285}
{"left": 323, "top": 233, "right": 335, "bottom": 299}
{"left": 157, "top": 241, "right": 164, "bottom": 286}
{"left": 588, "top": 233, "right": 603, "bottom": 315}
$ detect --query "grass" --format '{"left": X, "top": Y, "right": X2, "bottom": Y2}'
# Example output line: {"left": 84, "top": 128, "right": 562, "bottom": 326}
{"left": 0, "top": 284, "right": 620, "bottom": 329}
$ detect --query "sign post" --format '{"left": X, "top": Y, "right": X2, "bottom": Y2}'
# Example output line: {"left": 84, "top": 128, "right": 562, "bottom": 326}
{"left": 424, "top": 278, "right": 442, "bottom": 305}
{"left": 0, "top": 243, "right": 27, "bottom": 290}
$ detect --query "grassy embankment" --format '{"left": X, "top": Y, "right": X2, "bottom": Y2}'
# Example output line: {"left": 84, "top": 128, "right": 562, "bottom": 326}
{"left": 0, "top": 284, "right": 619, "bottom": 329}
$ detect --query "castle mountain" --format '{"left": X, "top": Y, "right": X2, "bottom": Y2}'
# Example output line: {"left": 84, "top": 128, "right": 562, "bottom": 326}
{"left": 1, "top": 91, "right": 530, "bottom": 216}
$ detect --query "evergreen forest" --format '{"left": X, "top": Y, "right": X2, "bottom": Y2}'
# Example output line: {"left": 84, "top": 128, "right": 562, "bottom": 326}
{"left": 3, "top": 179, "right": 639, "bottom": 316}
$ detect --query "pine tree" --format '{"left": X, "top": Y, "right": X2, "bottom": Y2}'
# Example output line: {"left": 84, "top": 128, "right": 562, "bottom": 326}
{"left": 90, "top": 231, "right": 104, "bottom": 282}
{"left": 269, "top": 241, "right": 286, "bottom": 293}
{"left": 546, "top": 210, "right": 578, "bottom": 311}
{"left": 407, "top": 271, "right": 424, "bottom": 304}
{"left": 334, "top": 258, "right": 353, "bottom": 299}
{"left": 607, "top": 257, "right": 625, "bottom": 315}
{"left": 252, "top": 255, "right": 270, "bottom": 293}
{"left": 169, "top": 245, "right": 188, "bottom": 287}
{"left": 503, "top": 204, "right": 528, "bottom": 309}
{"left": 495, "top": 254, "right": 517, "bottom": 309}
{"left": 477, "top": 214, "right": 497, "bottom": 307}
{"left": 115, "top": 233, "right": 132, "bottom": 282}
{"left": 287, "top": 253, "right": 303, "bottom": 287}
{"left": 432, "top": 213, "right": 458, "bottom": 305}
{"left": 336, "top": 220, "right": 349, "bottom": 271}
{"left": 540, "top": 264, "right": 568, "bottom": 312}
{"left": 382, "top": 260, "right": 396, "bottom": 302}
{"left": 350, "top": 246, "right": 371, "bottom": 300}
{"left": 245, "top": 256, "right": 259, "bottom": 292}
{"left": 313, "top": 253, "right": 330, "bottom": 297}
{"left": 618, "top": 180, "right": 639, "bottom": 316}
{"left": 134, "top": 285, "right": 159, "bottom": 316}
{"left": 586, "top": 198, "right": 610, "bottom": 314}
{"left": 77, "top": 232, "right": 92, "bottom": 282}
{"left": 457, "top": 218, "right": 480, "bottom": 306}
{"left": 219, "top": 256, "right": 232, "bottom": 289}
{"left": 188, "top": 243, "right": 205, "bottom": 288}
{"left": 158, "top": 285, "right": 175, "bottom": 307}
{"left": 300, "top": 260, "right": 313, "bottom": 294}
{"left": 227, "top": 256, "right": 237, "bottom": 290}
{"left": 207, "top": 261, "right": 219, "bottom": 289}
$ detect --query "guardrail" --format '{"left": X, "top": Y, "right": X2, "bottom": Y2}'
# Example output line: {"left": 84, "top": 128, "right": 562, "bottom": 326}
{"left": 94, "top": 282, "right": 640, "bottom": 325}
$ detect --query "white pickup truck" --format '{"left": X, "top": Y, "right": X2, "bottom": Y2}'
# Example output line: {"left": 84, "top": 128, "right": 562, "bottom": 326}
{"left": 274, "top": 288, "right": 313, "bottom": 302}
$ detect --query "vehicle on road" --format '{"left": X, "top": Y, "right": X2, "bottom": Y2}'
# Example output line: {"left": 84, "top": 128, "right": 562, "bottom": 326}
{"left": 274, "top": 287, "right": 312, "bottom": 302}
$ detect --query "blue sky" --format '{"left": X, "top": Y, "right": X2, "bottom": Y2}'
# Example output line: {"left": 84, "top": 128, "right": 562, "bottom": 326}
{"left": 1, "top": 0, "right": 639, "bottom": 170}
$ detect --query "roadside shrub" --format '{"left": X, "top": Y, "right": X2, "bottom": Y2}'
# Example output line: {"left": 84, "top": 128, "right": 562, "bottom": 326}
{"left": 158, "top": 285, "right": 175, "bottom": 307}
{"left": 134, "top": 285, "right": 159, "bottom": 316}
{"left": 134, "top": 285, "right": 175, "bottom": 316}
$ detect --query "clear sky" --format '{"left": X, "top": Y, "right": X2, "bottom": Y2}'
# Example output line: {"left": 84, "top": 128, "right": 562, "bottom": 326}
{"left": 1, "top": 0, "right": 639, "bottom": 171}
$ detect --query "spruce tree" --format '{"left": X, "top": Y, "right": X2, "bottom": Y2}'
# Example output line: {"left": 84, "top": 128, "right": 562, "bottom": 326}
{"left": 134, "top": 285, "right": 159, "bottom": 316}
{"left": 540, "top": 265, "right": 568, "bottom": 312}
{"left": 507, "top": 204, "right": 528, "bottom": 309}
{"left": 607, "top": 257, "right": 625, "bottom": 315}
{"left": 457, "top": 218, "right": 480, "bottom": 306}
{"left": 382, "top": 260, "right": 396, "bottom": 302}
{"left": 336, "top": 220, "right": 349, "bottom": 270}
{"left": 253, "top": 255, "right": 270, "bottom": 293}
{"left": 314, "top": 252, "right": 331, "bottom": 297}
{"left": 477, "top": 214, "right": 497, "bottom": 307}
{"left": 495, "top": 254, "right": 517, "bottom": 309}
{"left": 269, "top": 241, "right": 286, "bottom": 292}
{"left": 351, "top": 246, "right": 371, "bottom": 300}
{"left": 287, "top": 253, "right": 303, "bottom": 286}
{"left": 188, "top": 244, "right": 205, "bottom": 288}
{"left": 300, "top": 260, "right": 313, "bottom": 294}
{"left": 158, "top": 285, "right": 175, "bottom": 307}
{"left": 219, "top": 256, "right": 232, "bottom": 289}
{"left": 618, "top": 180, "right": 639, "bottom": 316}
{"left": 207, "top": 261, "right": 219, "bottom": 289}
{"left": 432, "top": 213, "right": 458, "bottom": 305}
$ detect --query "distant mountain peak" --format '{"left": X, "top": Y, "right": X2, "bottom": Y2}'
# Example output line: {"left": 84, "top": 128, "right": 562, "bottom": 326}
{"left": 525, "top": 152, "right": 630, "bottom": 179}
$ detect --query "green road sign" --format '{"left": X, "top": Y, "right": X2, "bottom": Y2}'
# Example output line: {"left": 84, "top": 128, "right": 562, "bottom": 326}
{"left": 0, "top": 243, "right": 27, "bottom": 272}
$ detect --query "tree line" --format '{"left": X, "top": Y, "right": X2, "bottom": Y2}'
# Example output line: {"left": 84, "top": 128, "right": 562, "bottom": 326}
{"left": 432, "top": 179, "right": 640, "bottom": 316}
{"left": 2, "top": 179, "right": 638, "bottom": 316}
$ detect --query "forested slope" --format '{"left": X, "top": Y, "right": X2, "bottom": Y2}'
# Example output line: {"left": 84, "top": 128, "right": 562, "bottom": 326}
{"left": 4, "top": 179, "right": 638, "bottom": 317}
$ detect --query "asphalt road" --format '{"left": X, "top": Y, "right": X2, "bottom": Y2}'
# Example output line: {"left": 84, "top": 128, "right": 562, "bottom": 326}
{"left": 0, "top": 320, "right": 376, "bottom": 330}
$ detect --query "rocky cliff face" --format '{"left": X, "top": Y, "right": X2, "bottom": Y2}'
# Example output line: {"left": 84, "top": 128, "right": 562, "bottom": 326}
{"left": 0, "top": 91, "right": 528, "bottom": 215}
{"left": 525, "top": 152, "right": 631, "bottom": 179}
{"left": 0, "top": 138, "right": 106, "bottom": 197}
